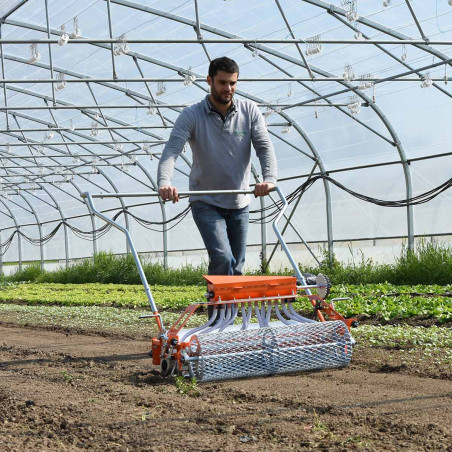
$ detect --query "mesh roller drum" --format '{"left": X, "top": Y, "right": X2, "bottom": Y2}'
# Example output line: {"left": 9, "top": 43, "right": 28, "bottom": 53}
{"left": 188, "top": 321, "right": 353, "bottom": 382}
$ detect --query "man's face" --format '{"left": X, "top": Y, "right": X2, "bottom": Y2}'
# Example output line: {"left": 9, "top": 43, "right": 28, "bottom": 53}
{"left": 207, "top": 70, "right": 238, "bottom": 105}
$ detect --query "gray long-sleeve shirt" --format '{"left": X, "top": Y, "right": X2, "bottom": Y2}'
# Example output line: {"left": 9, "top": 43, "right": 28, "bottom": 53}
{"left": 157, "top": 95, "right": 277, "bottom": 209}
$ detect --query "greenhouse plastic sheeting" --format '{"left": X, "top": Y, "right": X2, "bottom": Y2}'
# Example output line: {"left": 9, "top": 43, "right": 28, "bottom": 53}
{"left": 0, "top": 0, "right": 451, "bottom": 270}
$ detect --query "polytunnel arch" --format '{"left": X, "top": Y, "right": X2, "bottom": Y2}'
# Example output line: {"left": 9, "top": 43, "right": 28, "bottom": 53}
{"left": 2, "top": 11, "right": 336, "bottom": 265}
{"left": 1, "top": 164, "right": 74, "bottom": 269}
{"left": 0, "top": 0, "right": 450, "bottom": 272}
{"left": 0, "top": 80, "right": 169, "bottom": 248}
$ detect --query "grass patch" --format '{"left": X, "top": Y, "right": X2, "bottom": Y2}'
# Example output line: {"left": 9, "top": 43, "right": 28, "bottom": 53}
{"left": 1, "top": 252, "right": 207, "bottom": 286}
{"left": 1, "top": 241, "right": 451, "bottom": 286}
{"left": 301, "top": 241, "right": 452, "bottom": 286}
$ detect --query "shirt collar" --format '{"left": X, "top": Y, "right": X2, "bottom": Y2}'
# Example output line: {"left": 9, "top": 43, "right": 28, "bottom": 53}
{"left": 205, "top": 95, "right": 237, "bottom": 116}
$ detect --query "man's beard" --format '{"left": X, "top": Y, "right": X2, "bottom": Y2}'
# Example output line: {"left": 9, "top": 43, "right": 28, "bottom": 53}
{"left": 211, "top": 85, "right": 232, "bottom": 105}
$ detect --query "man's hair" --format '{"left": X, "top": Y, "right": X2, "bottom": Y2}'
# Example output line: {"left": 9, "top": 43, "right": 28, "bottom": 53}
{"left": 208, "top": 57, "right": 239, "bottom": 78}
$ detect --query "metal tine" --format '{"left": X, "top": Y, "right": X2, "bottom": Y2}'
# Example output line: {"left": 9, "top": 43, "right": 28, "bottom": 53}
{"left": 281, "top": 300, "right": 307, "bottom": 323}
{"left": 202, "top": 306, "right": 227, "bottom": 334}
{"left": 260, "top": 301, "right": 266, "bottom": 319}
{"left": 260, "top": 301, "right": 267, "bottom": 326}
{"left": 224, "top": 304, "right": 234, "bottom": 326}
{"left": 281, "top": 300, "right": 295, "bottom": 321}
{"left": 230, "top": 304, "right": 239, "bottom": 324}
{"left": 256, "top": 301, "right": 271, "bottom": 327}
{"left": 240, "top": 304, "right": 247, "bottom": 329}
{"left": 287, "top": 300, "right": 316, "bottom": 323}
{"left": 265, "top": 301, "right": 272, "bottom": 326}
{"left": 206, "top": 304, "right": 236, "bottom": 333}
{"left": 215, "top": 305, "right": 232, "bottom": 331}
{"left": 281, "top": 300, "right": 315, "bottom": 323}
{"left": 219, "top": 304, "right": 238, "bottom": 332}
{"left": 255, "top": 302, "right": 266, "bottom": 327}
{"left": 241, "top": 302, "right": 252, "bottom": 330}
{"left": 253, "top": 302, "right": 260, "bottom": 325}
{"left": 274, "top": 301, "right": 296, "bottom": 325}
{"left": 180, "top": 306, "right": 219, "bottom": 342}
{"left": 260, "top": 301, "right": 269, "bottom": 326}
{"left": 229, "top": 304, "right": 239, "bottom": 328}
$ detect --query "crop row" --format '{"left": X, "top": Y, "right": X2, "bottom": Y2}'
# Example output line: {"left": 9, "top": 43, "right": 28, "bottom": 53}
{"left": 0, "top": 282, "right": 203, "bottom": 310}
{"left": 0, "top": 282, "right": 450, "bottom": 322}
{"left": 0, "top": 303, "right": 204, "bottom": 337}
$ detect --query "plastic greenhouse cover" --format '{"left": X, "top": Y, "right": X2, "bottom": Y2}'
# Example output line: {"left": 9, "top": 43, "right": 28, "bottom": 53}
{"left": 0, "top": 0, "right": 451, "bottom": 266}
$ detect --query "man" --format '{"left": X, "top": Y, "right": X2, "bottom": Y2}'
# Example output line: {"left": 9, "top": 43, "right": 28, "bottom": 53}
{"left": 158, "top": 56, "right": 277, "bottom": 280}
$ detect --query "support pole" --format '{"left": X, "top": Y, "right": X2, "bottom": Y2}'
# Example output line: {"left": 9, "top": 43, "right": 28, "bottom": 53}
{"left": 0, "top": 24, "right": 10, "bottom": 131}
{"left": 43, "top": 0, "right": 56, "bottom": 105}
{"left": 106, "top": 0, "right": 118, "bottom": 80}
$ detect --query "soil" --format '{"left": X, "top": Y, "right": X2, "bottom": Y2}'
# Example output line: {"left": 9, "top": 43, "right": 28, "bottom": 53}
{"left": 1, "top": 323, "right": 451, "bottom": 452}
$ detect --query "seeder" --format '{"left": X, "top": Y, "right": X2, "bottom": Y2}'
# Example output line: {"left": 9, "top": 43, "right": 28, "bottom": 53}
{"left": 82, "top": 188, "right": 357, "bottom": 382}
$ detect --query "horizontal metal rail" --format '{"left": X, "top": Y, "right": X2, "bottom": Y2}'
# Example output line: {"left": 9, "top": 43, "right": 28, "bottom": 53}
{"left": 1, "top": 77, "right": 450, "bottom": 84}
{"left": 0, "top": 102, "right": 365, "bottom": 111}
{"left": 0, "top": 126, "right": 171, "bottom": 133}
{"left": 278, "top": 150, "right": 452, "bottom": 182}
{"left": 1, "top": 140, "right": 165, "bottom": 146}
{"left": 0, "top": 123, "right": 290, "bottom": 133}
{"left": 0, "top": 164, "right": 135, "bottom": 169}
{"left": 189, "top": 294, "right": 301, "bottom": 306}
{"left": 281, "top": 56, "right": 452, "bottom": 112}
{"left": 1, "top": 38, "right": 452, "bottom": 45}
{"left": 0, "top": 152, "right": 162, "bottom": 159}
{"left": 87, "top": 189, "right": 254, "bottom": 198}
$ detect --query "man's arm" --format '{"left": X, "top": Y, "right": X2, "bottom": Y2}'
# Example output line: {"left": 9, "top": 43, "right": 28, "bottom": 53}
{"left": 250, "top": 104, "right": 277, "bottom": 197}
{"left": 157, "top": 109, "right": 193, "bottom": 203}
{"left": 157, "top": 136, "right": 186, "bottom": 203}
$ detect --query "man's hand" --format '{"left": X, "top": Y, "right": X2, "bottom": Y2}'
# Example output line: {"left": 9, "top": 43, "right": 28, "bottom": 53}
{"left": 159, "top": 185, "right": 179, "bottom": 203}
{"left": 254, "top": 182, "right": 275, "bottom": 197}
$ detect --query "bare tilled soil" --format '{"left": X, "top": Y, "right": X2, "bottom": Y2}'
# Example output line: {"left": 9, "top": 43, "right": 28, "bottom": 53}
{"left": 1, "top": 324, "right": 451, "bottom": 451}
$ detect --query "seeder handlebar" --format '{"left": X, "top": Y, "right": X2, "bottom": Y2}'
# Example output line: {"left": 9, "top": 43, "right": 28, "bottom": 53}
{"left": 82, "top": 189, "right": 256, "bottom": 199}
{"left": 81, "top": 187, "right": 309, "bottom": 334}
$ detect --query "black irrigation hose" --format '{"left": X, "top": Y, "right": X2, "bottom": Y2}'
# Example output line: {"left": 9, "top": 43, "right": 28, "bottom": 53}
{"left": 1, "top": 176, "right": 450, "bottom": 248}
{"left": 298, "top": 175, "right": 452, "bottom": 207}
{"left": 0, "top": 230, "right": 17, "bottom": 255}
{"left": 250, "top": 175, "right": 452, "bottom": 224}
{"left": 67, "top": 210, "right": 124, "bottom": 241}
{"left": 0, "top": 206, "right": 193, "bottom": 248}
{"left": 126, "top": 206, "right": 192, "bottom": 232}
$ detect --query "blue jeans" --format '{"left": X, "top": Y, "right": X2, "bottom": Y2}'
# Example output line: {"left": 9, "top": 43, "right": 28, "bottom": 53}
{"left": 191, "top": 201, "right": 249, "bottom": 276}
{"left": 191, "top": 201, "right": 249, "bottom": 322}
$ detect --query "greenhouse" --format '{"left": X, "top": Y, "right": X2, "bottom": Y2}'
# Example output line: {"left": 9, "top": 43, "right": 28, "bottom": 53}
{"left": 1, "top": 2, "right": 451, "bottom": 450}
{"left": 0, "top": 0, "right": 451, "bottom": 273}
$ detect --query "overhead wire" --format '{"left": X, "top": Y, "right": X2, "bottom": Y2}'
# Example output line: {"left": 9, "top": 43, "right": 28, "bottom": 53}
{"left": 0, "top": 205, "right": 192, "bottom": 251}
{"left": 1, "top": 175, "right": 450, "bottom": 250}
{"left": 249, "top": 174, "right": 452, "bottom": 223}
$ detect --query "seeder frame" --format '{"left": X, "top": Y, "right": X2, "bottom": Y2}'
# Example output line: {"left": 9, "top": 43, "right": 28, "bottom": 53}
{"left": 81, "top": 188, "right": 356, "bottom": 380}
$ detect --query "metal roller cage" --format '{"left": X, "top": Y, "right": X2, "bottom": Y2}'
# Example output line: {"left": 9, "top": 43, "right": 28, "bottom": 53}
{"left": 186, "top": 321, "right": 352, "bottom": 382}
